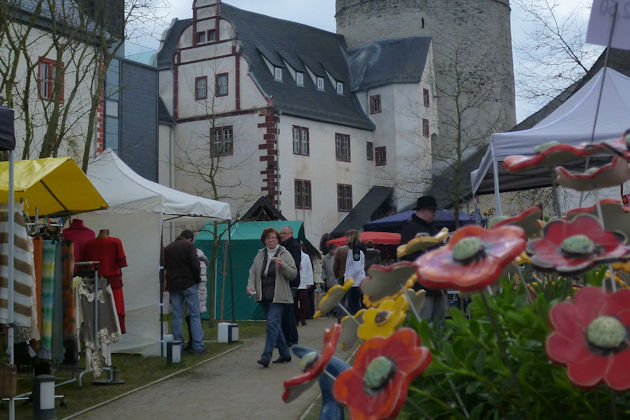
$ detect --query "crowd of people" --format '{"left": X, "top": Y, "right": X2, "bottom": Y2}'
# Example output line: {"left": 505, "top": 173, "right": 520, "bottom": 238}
{"left": 163, "top": 195, "right": 446, "bottom": 366}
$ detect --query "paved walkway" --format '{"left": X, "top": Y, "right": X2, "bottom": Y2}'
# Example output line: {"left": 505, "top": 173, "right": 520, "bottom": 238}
{"left": 71, "top": 317, "right": 350, "bottom": 420}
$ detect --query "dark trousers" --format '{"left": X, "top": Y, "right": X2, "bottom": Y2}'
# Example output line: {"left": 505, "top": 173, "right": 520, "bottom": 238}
{"left": 347, "top": 287, "right": 363, "bottom": 315}
{"left": 294, "top": 289, "right": 309, "bottom": 324}
{"left": 281, "top": 302, "right": 299, "bottom": 346}
{"left": 307, "top": 287, "right": 315, "bottom": 319}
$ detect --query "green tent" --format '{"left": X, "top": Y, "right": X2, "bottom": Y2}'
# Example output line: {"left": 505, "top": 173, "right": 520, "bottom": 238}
{"left": 195, "top": 220, "right": 307, "bottom": 321}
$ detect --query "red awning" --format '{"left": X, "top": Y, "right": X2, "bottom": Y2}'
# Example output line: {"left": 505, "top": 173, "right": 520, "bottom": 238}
{"left": 327, "top": 231, "right": 401, "bottom": 246}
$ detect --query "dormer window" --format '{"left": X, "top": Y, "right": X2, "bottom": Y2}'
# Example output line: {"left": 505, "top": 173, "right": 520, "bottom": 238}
{"left": 274, "top": 67, "right": 283, "bottom": 81}
{"left": 316, "top": 77, "right": 324, "bottom": 91}
{"left": 296, "top": 72, "right": 304, "bottom": 87}
{"left": 336, "top": 82, "right": 343, "bottom": 95}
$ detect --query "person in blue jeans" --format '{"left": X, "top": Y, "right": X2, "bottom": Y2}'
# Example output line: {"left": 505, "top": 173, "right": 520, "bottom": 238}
{"left": 247, "top": 227, "right": 297, "bottom": 367}
{"left": 164, "top": 230, "right": 204, "bottom": 354}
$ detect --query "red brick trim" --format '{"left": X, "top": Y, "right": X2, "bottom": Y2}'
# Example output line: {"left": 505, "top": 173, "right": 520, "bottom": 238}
{"left": 258, "top": 106, "right": 279, "bottom": 205}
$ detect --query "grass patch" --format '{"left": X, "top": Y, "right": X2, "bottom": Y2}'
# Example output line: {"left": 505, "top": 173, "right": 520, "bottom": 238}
{"left": 2, "top": 320, "right": 266, "bottom": 419}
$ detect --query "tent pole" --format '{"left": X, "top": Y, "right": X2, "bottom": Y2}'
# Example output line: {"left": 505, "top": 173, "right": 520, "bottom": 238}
{"left": 227, "top": 220, "right": 235, "bottom": 322}
{"left": 491, "top": 143, "right": 502, "bottom": 216}
{"left": 8, "top": 150, "right": 15, "bottom": 420}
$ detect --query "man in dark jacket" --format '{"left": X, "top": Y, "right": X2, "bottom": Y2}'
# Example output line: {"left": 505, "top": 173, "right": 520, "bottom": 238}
{"left": 400, "top": 196, "right": 447, "bottom": 328}
{"left": 279, "top": 226, "right": 300, "bottom": 346}
{"left": 164, "top": 230, "right": 204, "bottom": 354}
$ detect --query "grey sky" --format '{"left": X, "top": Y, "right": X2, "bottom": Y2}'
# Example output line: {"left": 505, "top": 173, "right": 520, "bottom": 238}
{"left": 149, "top": 0, "right": 596, "bottom": 122}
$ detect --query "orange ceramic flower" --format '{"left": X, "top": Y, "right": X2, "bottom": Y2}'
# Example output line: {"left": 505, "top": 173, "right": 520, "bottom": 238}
{"left": 526, "top": 215, "right": 630, "bottom": 274}
{"left": 503, "top": 142, "right": 593, "bottom": 173}
{"left": 333, "top": 328, "right": 432, "bottom": 420}
{"left": 282, "top": 323, "right": 342, "bottom": 402}
{"left": 414, "top": 225, "right": 527, "bottom": 291}
{"left": 546, "top": 287, "right": 630, "bottom": 390}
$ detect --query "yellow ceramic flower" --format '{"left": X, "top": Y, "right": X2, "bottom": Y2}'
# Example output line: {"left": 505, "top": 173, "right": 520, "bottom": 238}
{"left": 515, "top": 251, "right": 531, "bottom": 265}
{"left": 362, "top": 274, "right": 417, "bottom": 308}
{"left": 612, "top": 261, "right": 630, "bottom": 272}
{"left": 314, "top": 279, "right": 354, "bottom": 319}
{"left": 396, "top": 227, "right": 449, "bottom": 259}
{"left": 605, "top": 270, "right": 630, "bottom": 289}
{"left": 339, "top": 309, "right": 366, "bottom": 350}
{"left": 358, "top": 294, "right": 409, "bottom": 340}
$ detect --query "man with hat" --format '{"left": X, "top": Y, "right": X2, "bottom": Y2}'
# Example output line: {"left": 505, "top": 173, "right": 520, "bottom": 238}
{"left": 400, "top": 195, "right": 446, "bottom": 328}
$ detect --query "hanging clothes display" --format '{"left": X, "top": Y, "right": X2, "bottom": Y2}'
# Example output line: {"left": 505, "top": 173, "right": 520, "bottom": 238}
{"left": 75, "top": 275, "right": 121, "bottom": 377}
{"left": 61, "top": 241, "right": 78, "bottom": 365}
{"left": 39, "top": 239, "right": 56, "bottom": 360}
{"left": 62, "top": 219, "right": 95, "bottom": 264}
{"left": 81, "top": 232, "right": 128, "bottom": 333}
{"left": 0, "top": 203, "right": 39, "bottom": 341}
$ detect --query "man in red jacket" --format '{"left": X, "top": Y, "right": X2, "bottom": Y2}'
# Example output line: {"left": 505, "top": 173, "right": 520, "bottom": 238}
{"left": 164, "top": 230, "right": 204, "bottom": 354}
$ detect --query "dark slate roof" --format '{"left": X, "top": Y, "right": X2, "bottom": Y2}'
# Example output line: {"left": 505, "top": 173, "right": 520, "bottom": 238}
{"left": 12, "top": 0, "right": 103, "bottom": 36}
{"left": 158, "top": 97, "right": 175, "bottom": 126}
{"left": 330, "top": 186, "right": 394, "bottom": 237}
{"left": 219, "top": 3, "right": 374, "bottom": 130}
{"left": 348, "top": 37, "right": 432, "bottom": 92}
{"left": 156, "top": 18, "right": 192, "bottom": 69}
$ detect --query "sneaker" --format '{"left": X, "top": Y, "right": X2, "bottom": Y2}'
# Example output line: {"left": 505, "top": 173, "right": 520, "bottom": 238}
{"left": 257, "top": 358, "right": 270, "bottom": 368}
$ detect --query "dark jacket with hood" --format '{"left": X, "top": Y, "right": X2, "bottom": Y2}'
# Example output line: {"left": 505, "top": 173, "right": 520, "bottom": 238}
{"left": 164, "top": 238, "right": 201, "bottom": 292}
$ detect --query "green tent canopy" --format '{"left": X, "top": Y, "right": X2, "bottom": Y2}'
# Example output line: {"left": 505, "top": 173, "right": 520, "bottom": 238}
{"left": 195, "top": 220, "right": 308, "bottom": 321}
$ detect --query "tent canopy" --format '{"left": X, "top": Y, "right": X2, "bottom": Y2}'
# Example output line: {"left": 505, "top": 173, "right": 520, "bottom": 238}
{"left": 195, "top": 220, "right": 307, "bottom": 321}
{"left": 87, "top": 148, "right": 231, "bottom": 218}
{"left": 363, "top": 209, "right": 480, "bottom": 232}
{"left": 0, "top": 157, "right": 108, "bottom": 217}
{"left": 327, "top": 231, "right": 401, "bottom": 246}
{"left": 471, "top": 67, "right": 630, "bottom": 195}
{"left": 81, "top": 149, "right": 231, "bottom": 355}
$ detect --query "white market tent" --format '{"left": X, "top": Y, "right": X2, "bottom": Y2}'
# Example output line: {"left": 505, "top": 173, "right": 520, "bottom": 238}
{"left": 81, "top": 148, "right": 231, "bottom": 355}
{"left": 471, "top": 67, "right": 630, "bottom": 212}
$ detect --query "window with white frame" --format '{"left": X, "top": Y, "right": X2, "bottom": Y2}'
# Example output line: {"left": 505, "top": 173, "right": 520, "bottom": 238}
{"left": 293, "top": 126, "right": 309, "bottom": 155}
{"left": 274, "top": 67, "right": 282, "bottom": 81}
{"left": 195, "top": 76, "right": 207, "bottom": 100}
{"left": 210, "top": 125, "right": 233, "bottom": 156}
{"left": 294, "top": 179, "right": 312, "bottom": 209}
{"left": 370, "top": 95, "right": 381, "bottom": 114}
{"left": 296, "top": 72, "right": 304, "bottom": 86}
{"left": 375, "top": 146, "right": 386, "bottom": 166}
{"left": 336, "top": 81, "right": 343, "bottom": 94}
{"left": 38, "top": 57, "right": 63, "bottom": 101}
{"left": 367, "top": 141, "right": 374, "bottom": 161}
{"left": 216, "top": 73, "right": 228, "bottom": 97}
{"left": 316, "top": 76, "right": 324, "bottom": 90}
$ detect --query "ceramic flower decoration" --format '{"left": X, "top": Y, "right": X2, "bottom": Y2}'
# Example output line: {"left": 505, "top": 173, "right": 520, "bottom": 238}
{"left": 567, "top": 199, "right": 630, "bottom": 241}
{"left": 360, "top": 262, "right": 416, "bottom": 308}
{"left": 556, "top": 157, "right": 630, "bottom": 191}
{"left": 414, "top": 224, "right": 527, "bottom": 291}
{"left": 546, "top": 286, "right": 630, "bottom": 390}
{"left": 488, "top": 206, "right": 543, "bottom": 238}
{"left": 339, "top": 309, "right": 365, "bottom": 351}
{"left": 587, "top": 128, "right": 630, "bottom": 160}
{"left": 396, "top": 227, "right": 449, "bottom": 259}
{"left": 402, "top": 288, "right": 426, "bottom": 316}
{"left": 503, "top": 141, "right": 593, "bottom": 173}
{"left": 526, "top": 214, "right": 629, "bottom": 274}
{"left": 358, "top": 294, "right": 409, "bottom": 340}
{"left": 282, "top": 323, "right": 342, "bottom": 402}
{"left": 333, "top": 328, "right": 432, "bottom": 420}
{"left": 314, "top": 279, "right": 353, "bottom": 319}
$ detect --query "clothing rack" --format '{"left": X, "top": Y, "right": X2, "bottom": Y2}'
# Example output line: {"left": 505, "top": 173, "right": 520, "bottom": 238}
{"left": 75, "top": 261, "right": 124, "bottom": 387}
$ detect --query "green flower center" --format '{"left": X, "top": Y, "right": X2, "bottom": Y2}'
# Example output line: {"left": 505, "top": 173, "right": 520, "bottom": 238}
{"left": 300, "top": 351, "right": 319, "bottom": 372}
{"left": 586, "top": 316, "right": 627, "bottom": 350}
{"left": 374, "top": 310, "right": 391, "bottom": 326}
{"left": 452, "top": 237, "right": 485, "bottom": 264}
{"left": 535, "top": 141, "right": 559, "bottom": 153}
{"left": 363, "top": 356, "right": 395, "bottom": 392}
{"left": 560, "top": 234, "right": 595, "bottom": 256}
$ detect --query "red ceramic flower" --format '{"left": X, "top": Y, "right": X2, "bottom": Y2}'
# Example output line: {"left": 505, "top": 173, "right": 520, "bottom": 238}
{"left": 556, "top": 156, "right": 630, "bottom": 191}
{"left": 588, "top": 128, "right": 630, "bottom": 160}
{"left": 488, "top": 206, "right": 543, "bottom": 238}
{"left": 567, "top": 199, "right": 630, "bottom": 242}
{"left": 503, "top": 142, "right": 593, "bottom": 173}
{"left": 282, "top": 323, "right": 341, "bottom": 403}
{"left": 333, "top": 328, "right": 431, "bottom": 420}
{"left": 414, "top": 225, "right": 527, "bottom": 291}
{"left": 526, "top": 214, "right": 630, "bottom": 274}
{"left": 546, "top": 286, "right": 630, "bottom": 390}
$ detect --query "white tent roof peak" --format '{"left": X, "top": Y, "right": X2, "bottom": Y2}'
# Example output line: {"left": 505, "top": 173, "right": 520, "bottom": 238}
{"left": 471, "top": 67, "right": 630, "bottom": 194}
{"left": 87, "top": 148, "right": 231, "bottom": 219}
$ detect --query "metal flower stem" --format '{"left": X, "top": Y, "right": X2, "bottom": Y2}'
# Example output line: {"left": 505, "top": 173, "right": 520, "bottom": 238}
{"left": 336, "top": 302, "right": 360, "bottom": 326}
{"left": 516, "top": 265, "right": 535, "bottom": 303}
{"left": 400, "top": 284, "right": 422, "bottom": 323}
{"left": 479, "top": 290, "right": 531, "bottom": 420}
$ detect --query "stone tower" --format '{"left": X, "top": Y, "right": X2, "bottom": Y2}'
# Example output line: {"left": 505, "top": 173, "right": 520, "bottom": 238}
{"left": 336, "top": 0, "right": 516, "bottom": 188}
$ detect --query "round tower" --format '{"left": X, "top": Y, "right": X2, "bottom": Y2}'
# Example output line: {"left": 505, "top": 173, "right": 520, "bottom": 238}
{"left": 336, "top": 0, "right": 516, "bottom": 161}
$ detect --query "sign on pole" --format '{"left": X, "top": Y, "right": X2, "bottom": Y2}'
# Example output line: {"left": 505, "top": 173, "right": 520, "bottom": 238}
{"left": 586, "top": 0, "right": 630, "bottom": 50}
